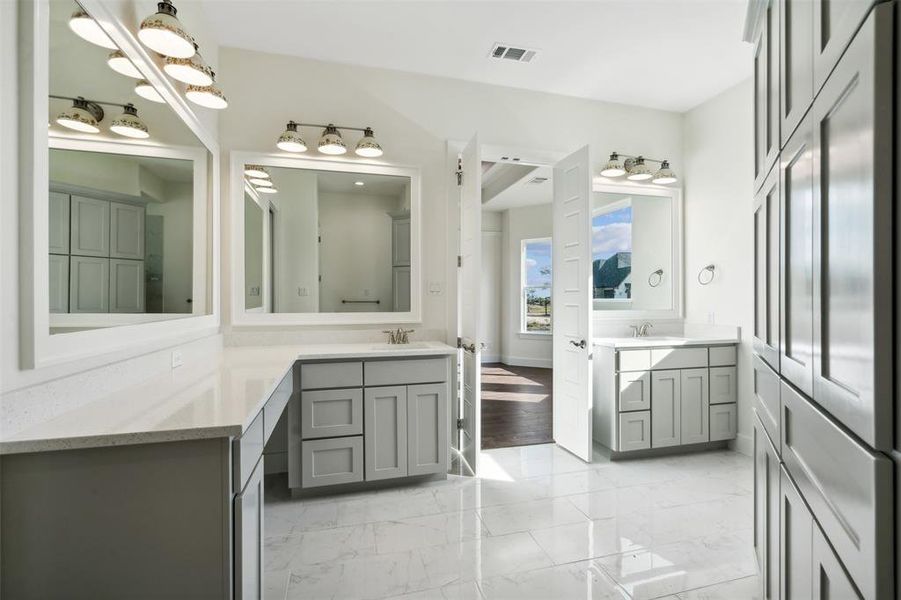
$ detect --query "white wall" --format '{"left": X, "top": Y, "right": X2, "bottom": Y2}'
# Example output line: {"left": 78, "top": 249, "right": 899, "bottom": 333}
{"left": 682, "top": 78, "right": 754, "bottom": 454}
{"left": 273, "top": 169, "right": 319, "bottom": 313}
{"left": 244, "top": 196, "right": 263, "bottom": 310}
{"left": 480, "top": 211, "right": 503, "bottom": 362}
{"left": 145, "top": 181, "right": 193, "bottom": 313}
{"left": 501, "top": 204, "right": 553, "bottom": 368}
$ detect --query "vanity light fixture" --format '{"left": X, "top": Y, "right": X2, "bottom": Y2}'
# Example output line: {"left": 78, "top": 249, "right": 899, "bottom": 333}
{"left": 54, "top": 96, "right": 103, "bottom": 133}
{"left": 354, "top": 181, "right": 365, "bottom": 186}
{"left": 109, "top": 103, "right": 150, "bottom": 139}
{"left": 601, "top": 152, "right": 678, "bottom": 185}
{"left": 107, "top": 50, "right": 144, "bottom": 79}
{"left": 185, "top": 70, "right": 228, "bottom": 110}
{"left": 134, "top": 80, "right": 165, "bottom": 103}
{"left": 276, "top": 121, "right": 308, "bottom": 153}
{"left": 248, "top": 178, "right": 272, "bottom": 187}
{"left": 273, "top": 122, "right": 385, "bottom": 157}
{"left": 318, "top": 125, "right": 347, "bottom": 155}
{"left": 256, "top": 186, "right": 278, "bottom": 194}
{"left": 164, "top": 43, "right": 213, "bottom": 86}
{"left": 138, "top": 0, "right": 195, "bottom": 59}
{"left": 354, "top": 128, "right": 383, "bottom": 158}
{"left": 68, "top": 8, "right": 118, "bottom": 50}
{"left": 244, "top": 165, "right": 270, "bottom": 179}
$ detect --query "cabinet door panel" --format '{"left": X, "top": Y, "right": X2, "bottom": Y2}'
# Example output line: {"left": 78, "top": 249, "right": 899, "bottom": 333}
{"left": 618, "top": 411, "right": 651, "bottom": 452}
{"left": 754, "top": 0, "right": 781, "bottom": 190}
{"left": 70, "top": 196, "right": 109, "bottom": 257}
{"left": 109, "top": 202, "right": 145, "bottom": 260}
{"left": 301, "top": 437, "right": 364, "bottom": 488}
{"left": 48, "top": 254, "right": 69, "bottom": 313}
{"left": 754, "top": 354, "right": 782, "bottom": 448}
{"left": 235, "top": 457, "right": 263, "bottom": 600}
{"left": 393, "top": 266, "right": 411, "bottom": 312}
{"left": 407, "top": 383, "right": 448, "bottom": 476}
{"left": 364, "top": 386, "right": 408, "bottom": 481}
{"left": 754, "top": 166, "right": 780, "bottom": 370}
{"left": 780, "top": 467, "right": 813, "bottom": 600}
{"left": 617, "top": 371, "right": 650, "bottom": 412}
{"left": 680, "top": 368, "right": 709, "bottom": 445}
{"left": 780, "top": 0, "right": 814, "bottom": 144}
{"left": 709, "top": 366, "right": 737, "bottom": 405}
{"left": 301, "top": 388, "right": 363, "bottom": 439}
{"left": 392, "top": 218, "right": 411, "bottom": 266}
{"left": 754, "top": 415, "right": 781, "bottom": 600}
{"left": 812, "top": 524, "right": 862, "bottom": 600}
{"left": 651, "top": 370, "right": 680, "bottom": 448}
{"left": 813, "top": 0, "right": 876, "bottom": 92}
{"left": 109, "top": 259, "right": 145, "bottom": 313}
{"left": 69, "top": 256, "right": 109, "bottom": 313}
{"left": 709, "top": 404, "right": 737, "bottom": 442}
{"left": 780, "top": 114, "right": 815, "bottom": 398}
{"left": 48, "top": 192, "right": 70, "bottom": 254}
{"left": 811, "top": 6, "right": 893, "bottom": 450}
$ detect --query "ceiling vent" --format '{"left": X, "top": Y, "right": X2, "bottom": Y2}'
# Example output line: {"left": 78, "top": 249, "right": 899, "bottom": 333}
{"left": 489, "top": 43, "right": 538, "bottom": 63}
{"left": 526, "top": 176, "right": 549, "bottom": 185}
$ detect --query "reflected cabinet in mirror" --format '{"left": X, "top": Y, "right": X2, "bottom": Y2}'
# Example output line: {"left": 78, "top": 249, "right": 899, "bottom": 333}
{"left": 591, "top": 185, "right": 681, "bottom": 317}
{"left": 235, "top": 156, "right": 421, "bottom": 325}
{"left": 46, "top": 0, "right": 212, "bottom": 335}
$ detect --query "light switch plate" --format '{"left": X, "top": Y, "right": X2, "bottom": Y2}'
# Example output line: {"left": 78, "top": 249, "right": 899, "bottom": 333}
{"left": 171, "top": 350, "right": 184, "bottom": 369}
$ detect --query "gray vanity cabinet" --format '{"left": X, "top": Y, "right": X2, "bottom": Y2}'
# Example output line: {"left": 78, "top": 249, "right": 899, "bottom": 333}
{"left": 753, "top": 0, "right": 781, "bottom": 191}
{"left": 812, "top": 0, "right": 877, "bottom": 93}
{"left": 407, "top": 383, "right": 448, "bottom": 476}
{"left": 651, "top": 370, "right": 681, "bottom": 448}
{"left": 754, "top": 415, "right": 781, "bottom": 600}
{"left": 234, "top": 457, "right": 263, "bottom": 600}
{"left": 780, "top": 466, "right": 813, "bottom": 600}
{"left": 679, "top": 368, "right": 709, "bottom": 445}
{"left": 364, "top": 386, "right": 408, "bottom": 481}
{"left": 779, "top": 0, "right": 813, "bottom": 144}
{"left": 753, "top": 166, "right": 780, "bottom": 371}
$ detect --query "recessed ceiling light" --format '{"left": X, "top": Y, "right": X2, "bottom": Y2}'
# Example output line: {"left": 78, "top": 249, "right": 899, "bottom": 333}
{"left": 354, "top": 181, "right": 365, "bottom": 186}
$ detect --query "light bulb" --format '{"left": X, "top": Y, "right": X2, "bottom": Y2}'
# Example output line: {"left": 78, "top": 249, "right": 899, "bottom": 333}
{"left": 244, "top": 165, "right": 269, "bottom": 178}
{"left": 185, "top": 84, "right": 228, "bottom": 109}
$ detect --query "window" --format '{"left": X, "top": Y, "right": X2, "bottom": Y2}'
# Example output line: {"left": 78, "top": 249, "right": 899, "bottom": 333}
{"left": 592, "top": 201, "right": 632, "bottom": 301}
{"left": 521, "top": 238, "right": 551, "bottom": 333}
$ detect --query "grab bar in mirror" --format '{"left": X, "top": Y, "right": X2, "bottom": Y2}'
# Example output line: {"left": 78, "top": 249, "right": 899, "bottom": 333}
{"left": 342, "top": 299, "right": 381, "bottom": 304}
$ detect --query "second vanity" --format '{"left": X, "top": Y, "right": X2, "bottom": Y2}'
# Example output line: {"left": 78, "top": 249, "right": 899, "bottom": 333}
{"left": 592, "top": 335, "right": 739, "bottom": 457}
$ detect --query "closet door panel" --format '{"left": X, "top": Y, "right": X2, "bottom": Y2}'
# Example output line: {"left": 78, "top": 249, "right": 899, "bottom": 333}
{"left": 70, "top": 196, "right": 109, "bottom": 257}
{"left": 753, "top": 166, "right": 780, "bottom": 370}
{"left": 754, "top": 0, "right": 781, "bottom": 191}
{"left": 69, "top": 256, "right": 109, "bottom": 313}
{"left": 109, "top": 259, "right": 145, "bottom": 313}
{"left": 48, "top": 254, "right": 69, "bottom": 313}
{"left": 780, "top": 0, "right": 814, "bottom": 144}
{"left": 48, "top": 192, "right": 70, "bottom": 254}
{"left": 110, "top": 202, "right": 145, "bottom": 260}
{"left": 780, "top": 467, "right": 813, "bottom": 600}
{"left": 813, "top": 0, "right": 876, "bottom": 92}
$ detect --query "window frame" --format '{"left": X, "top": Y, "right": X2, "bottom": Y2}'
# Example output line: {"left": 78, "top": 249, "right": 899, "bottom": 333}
{"left": 520, "top": 237, "right": 552, "bottom": 335}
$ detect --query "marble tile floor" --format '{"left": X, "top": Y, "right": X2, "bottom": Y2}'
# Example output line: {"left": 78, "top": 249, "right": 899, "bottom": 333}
{"left": 263, "top": 444, "right": 758, "bottom": 600}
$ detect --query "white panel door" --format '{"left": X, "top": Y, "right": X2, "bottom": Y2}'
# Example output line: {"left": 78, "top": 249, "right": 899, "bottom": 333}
{"left": 552, "top": 145, "right": 594, "bottom": 462}
{"left": 458, "top": 134, "right": 481, "bottom": 474}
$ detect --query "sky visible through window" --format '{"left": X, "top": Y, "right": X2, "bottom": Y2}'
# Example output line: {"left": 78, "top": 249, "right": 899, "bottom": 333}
{"left": 524, "top": 240, "right": 551, "bottom": 287}
{"left": 523, "top": 239, "right": 551, "bottom": 332}
{"left": 592, "top": 205, "right": 632, "bottom": 261}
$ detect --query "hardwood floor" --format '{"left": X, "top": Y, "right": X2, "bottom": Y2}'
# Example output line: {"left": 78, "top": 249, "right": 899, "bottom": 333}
{"left": 480, "top": 363, "right": 553, "bottom": 450}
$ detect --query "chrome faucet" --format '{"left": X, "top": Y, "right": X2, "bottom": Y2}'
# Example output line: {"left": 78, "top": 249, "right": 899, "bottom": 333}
{"left": 638, "top": 322, "right": 653, "bottom": 337}
{"left": 382, "top": 328, "right": 414, "bottom": 344}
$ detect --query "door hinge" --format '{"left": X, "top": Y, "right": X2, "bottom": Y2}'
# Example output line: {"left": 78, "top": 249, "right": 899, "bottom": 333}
{"left": 456, "top": 418, "right": 465, "bottom": 430}
{"left": 457, "top": 255, "right": 462, "bottom": 267}
{"left": 456, "top": 157, "right": 463, "bottom": 186}
{"left": 456, "top": 336, "right": 463, "bottom": 349}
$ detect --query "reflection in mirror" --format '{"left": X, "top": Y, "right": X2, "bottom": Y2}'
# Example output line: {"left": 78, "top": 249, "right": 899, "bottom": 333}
{"left": 244, "top": 166, "right": 412, "bottom": 314}
{"left": 592, "top": 191, "right": 673, "bottom": 311}
{"left": 48, "top": 1, "right": 210, "bottom": 334}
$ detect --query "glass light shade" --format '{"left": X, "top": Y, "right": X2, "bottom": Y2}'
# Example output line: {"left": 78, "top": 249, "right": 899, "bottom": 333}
{"left": 109, "top": 104, "right": 150, "bottom": 139}
{"left": 318, "top": 125, "right": 347, "bottom": 155}
{"left": 276, "top": 122, "right": 307, "bottom": 153}
{"left": 138, "top": 0, "right": 195, "bottom": 59}
{"left": 652, "top": 162, "right": 678, "bottom": 185}
{"left": 600, "top": 161, "right": 626, "bottom": 177}
{"left": 626, "top": 159, "right": 653, "bottom": 181}
{"left": 135, "top": 80, "right": 165, "bottom": 103}
{"left": 68, "top": 9, "right": 117, "bottom": 49}
{"left": 256, "top": 186, "right": 278, "bottom": 194}
{"left": 164, "top": 50, "right": 213, "bottom": 86}
{"left": 55, "top": 98, "right": 101, "bottom": 133}
{"left": 354, "top": 127, "right": 383, "bottom": 158}
{"left": 185, "top": 84, "right": 228, "bottom": 109}
{"left": 244, "top": 165, "right": 269, "bottom": 178}
{"left": 108, "top": 50, "right": 143, "bottom": 78}
{"left": 248, "top": 178, "right": 272, "bottom": 187}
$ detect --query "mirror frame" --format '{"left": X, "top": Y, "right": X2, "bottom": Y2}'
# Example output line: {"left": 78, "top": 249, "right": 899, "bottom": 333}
{"left": 590, "top": 181, "right": 683, "bottom": 320}
{"left": 19, "top": 0, "right": 220, "bottom": 369}
{"left": 230, "top": 152, "right": 422, "bottom": 326}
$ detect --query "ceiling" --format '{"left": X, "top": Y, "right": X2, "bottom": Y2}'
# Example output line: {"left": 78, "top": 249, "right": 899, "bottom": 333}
{"left": 205, "top": 0, "right": 751, "bottom": 112}
{"left": 482, "top": 165, "right": 553, "bottom": 211}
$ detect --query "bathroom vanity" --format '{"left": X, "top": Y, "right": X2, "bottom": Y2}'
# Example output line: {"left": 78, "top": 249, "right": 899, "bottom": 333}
{"left": 592, "top": 336, "right": 739, "bottom": 457}
{"left": 0, "top": 342, "right": 454, "bottom": 600}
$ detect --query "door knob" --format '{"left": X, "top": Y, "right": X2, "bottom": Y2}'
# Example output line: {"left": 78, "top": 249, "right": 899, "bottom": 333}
{"left": 569, "top": 339, "right": 587, "bottom": 349}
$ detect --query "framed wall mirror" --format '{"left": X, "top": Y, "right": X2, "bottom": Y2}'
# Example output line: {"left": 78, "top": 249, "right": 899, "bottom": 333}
{"left": 591, "top": 183, "right": 682, "bottom": 319}
{"left": 232, "top": 154, "right": 421, "bottom": 326}
{"left": 20, "top": 0, "right": 219, "bottom": 368}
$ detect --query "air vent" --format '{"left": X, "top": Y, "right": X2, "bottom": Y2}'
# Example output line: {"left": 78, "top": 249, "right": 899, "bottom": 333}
{"left": 489, "top": 43, "right": 538, "bottom": 63}
{"left": 526, "top": 176, "right": 549, "bottom": 185}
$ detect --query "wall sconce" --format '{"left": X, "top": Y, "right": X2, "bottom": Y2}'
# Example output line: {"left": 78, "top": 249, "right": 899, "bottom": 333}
{"left": 275, "top": 121, "right": 383, "bottom": 158}
{"left": 51, "top": 94, "right": 149, "bottom": 139}
{"left": 601, "top": 152, "right": 678, "bottom": 185}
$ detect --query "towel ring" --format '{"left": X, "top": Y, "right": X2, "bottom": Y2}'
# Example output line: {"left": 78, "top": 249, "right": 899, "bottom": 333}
{"left": 698, "top": 264, "right": 716, "bottom": 285}
{"left": 648, "top": 269, "right": 664, "bottom": 288}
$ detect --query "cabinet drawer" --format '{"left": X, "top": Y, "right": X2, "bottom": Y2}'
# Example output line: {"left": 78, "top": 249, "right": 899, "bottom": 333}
{"left": 710, "top": 366, "right": 737, "bottom": 404}
{"left": 301, "top": 361, "right": 362, "bottom": 390}
{"left": 301, "top": 388, "right": 363, "bottom": 439}
{"left": 709, "top": 404, "right": 737, "bottom": 441}
{"left": 618, "top": 411, "right": 651, "bottom": 452}
{"left": 650, "top": 347, "right": 708, "bottom": 370}
{"left": 301, "top": 436, "right": 364, "bottom": 488}
{"left": 364, "top": 357, "right": 448, "bottom": 386}
{"left": 709, "top": 345, "right": 737, "bottom": 366}
{"left": 617, "top": 350, "right": 650, "bottom": 372}
{"left": 233, "top": 411, "right": 264, "bottom": 492}
{"left": 617, "top": 371, "right": 650, "bottom": 412}
{"left": 781, "top": 382, "right": 892, "bottom": 600}
{"left": 753, "top": 354, "right": 781, "bottom": 450}
{"left": 264, "top": 369, "right": 294, "bottom": 441}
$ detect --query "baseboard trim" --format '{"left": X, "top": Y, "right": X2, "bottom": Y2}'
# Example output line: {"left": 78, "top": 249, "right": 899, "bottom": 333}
{"left": 482, "top": 354, "right": 501, "bottom": 364}
{"left": 730, "top": 432, "right": 753, "bottom": 457}
{"left": 500, "top": 355, "right": 552, "bottom": 369}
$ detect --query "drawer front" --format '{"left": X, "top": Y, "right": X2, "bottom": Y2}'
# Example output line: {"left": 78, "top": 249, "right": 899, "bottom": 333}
{"left": 301, "top": 388, "right": 363, "bottom": 439}
{"left": 364, "top": 357, "right": 448, "bottom": 387}
{"left": 233, "top": 411, "right": 265, "bottom": 492}
{"left": 301, "top": 361, "right": 362, "bottom": 390}
{"left": 617, "top": 371, "right": 650, "bottom": 412}
{"left": 753, "top": 354, "right": 781, "bottom": 450}
{"left": 650, "top": 347, "right": 708, "bottom": 370}
{"left": 301, "top": 436, "right": 364, "bottom": 488}
{"left": 618, "top": 411, "right": 651, "bottom": 452}
{"left": 710, "top": 366, "right": 738, "bottom": 405}
{"left": 781, "top": 381, "right": 892, "bottom": 600}
{"left": 264, "top": 369, "right": 294, "bottom": 441}
{"left": 709, "top": 345, "right": 737, "bottom": 366}
{"left": 617, "top": 350, "right": 651, "bottom": 372}
{"left": 709, "top": 403, "right": 737, "bottom": 441}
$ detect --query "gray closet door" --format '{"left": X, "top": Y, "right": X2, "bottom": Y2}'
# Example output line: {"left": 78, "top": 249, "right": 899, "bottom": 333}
{"left": 812, "top": 0, "right": 876, "bottom": 93}
{"left": 406, "top": 383, "right": 447, "bottom": 476}
{"left": 753, "top": 165, "right": 780, "bottom": 371}
{"left": 110, "top": 201, "right": 145, "bottom": 260}
{"left": 779, "top": 0, "right": 813, "bottom": 145}
{"left": 811, "top": 5, "right": 893, "bottom": 451}
{"left": 680, "top": 368, "right": 709, "bottom": 445}
{"left": 780, "top": 467, "right": 813, "bottom": 600}
{"left": 69, "top": 255, "right": 109, "bottom": 313}
{"left": 234, "top": 458, "right": 263, "bottom": 600}
{"left": 48, "top": 254, "right": 69, "bottom": 313}
{"left": 651, "top": 370, "right": 680, "bottom": 448}
{"left": 393, "top": 266, "right": 411, "bottom": 312}
{"left": 754, "top": 415, "right": 781, "bottom": 600}
{"left": 364, "top": 386, "right": 408, "bottom": 481}
{"left": 109, "top": 259, "right": 145, "bottom": 313}
{"left": 811, "top": 524, "right": 862, "bottom": 599}
{"left": 392, "top": 218, "right": 411, "bottom": 267}
{"left": 779, "top": 113, "right": 814, "bottom": 398}
{"left": 753, "top": 0, "right": 780, "bottom": 191}
{"left": 48, "top": 192, "right": 70, "bottom": 254}
{"left": 70, "top": 196, "right": 109, "bottom": 257}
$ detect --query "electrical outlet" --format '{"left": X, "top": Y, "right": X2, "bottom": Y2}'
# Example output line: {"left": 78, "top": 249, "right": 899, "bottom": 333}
{"left": 707, "top": 312, "right": 716, "bottom": 324}
{"left": 297, "top": 287, "right": 308, "bottom": 297}
{"left": 249, "top": 286, "right": 260, "bottom": 297}
{"left": 171, "top": 350, "right": 184, "bottom": 369}
{"left": 429, "top": 281, "right": 443, "bottom": 295}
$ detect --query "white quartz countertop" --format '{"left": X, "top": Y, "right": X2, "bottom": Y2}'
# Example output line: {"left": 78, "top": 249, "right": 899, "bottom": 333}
{"left": 593, "top": 335, "right": 740, "bottom": 349}
{"left": 0, "top": 342, "right": 456, "bottom": 455}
